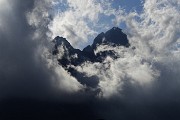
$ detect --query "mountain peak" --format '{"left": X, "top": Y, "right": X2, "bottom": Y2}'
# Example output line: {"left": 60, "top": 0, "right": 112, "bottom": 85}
{"left": 112, "top": 27, "right": 122, "bottom": 30}
{"left": 53, "top": 36, "right": 72, "bottom": 47}
{"left": 51, "top": 27, "right": 130, "bottom": 87}
{"left": 92, "top": 27, "right": 129, "bottom": 49}
{"left": 52, "top": 36, "right": 74, "bottom": 55}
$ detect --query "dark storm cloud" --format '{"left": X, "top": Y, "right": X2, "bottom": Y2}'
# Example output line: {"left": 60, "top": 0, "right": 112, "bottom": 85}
{"left": 0, "top": 1, "right": 99, "bottom": 119}
{"left": 0, "top": 0, "right": 54, "bottom": 99}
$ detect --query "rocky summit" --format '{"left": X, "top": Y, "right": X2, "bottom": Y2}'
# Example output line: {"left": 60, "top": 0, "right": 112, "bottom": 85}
{"left": 52, "top": 27, "right": 130, "bottom": 88}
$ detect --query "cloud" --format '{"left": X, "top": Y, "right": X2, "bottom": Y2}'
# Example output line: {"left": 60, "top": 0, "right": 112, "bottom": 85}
{"left": 73, "top": 44, "right": 160, "bottom": 97}
{"left": 1, "top": 0, "right": 179, "bottom": 100}
{"left": 26, "top": 0, "right": 127, "bottom": 93}
{"left": 0, "top": 0, "right": 62, "bottom": 100}
{"left": 27, "top": 0, "right": 83, "bottom": 92}
{"left": 48, "top": 0, "right": 125, "bottom": 48}
{"left": 1, "top": 0, "right": 180, "bottom": 119}
{"left": 25, "top": 0, "right": 129, "bottom": 49}
{"left": 126, "top": 0, "right": 180, "bottom": 53}
{"left": 41, "top": 0, "right": 180, "bottom": 99}
{"left": 42, "top": 47, "right": 83, "bottom": 92}
{"left": 27, "top": 0, "right": 180, "bottom": 98}
{"left": 0, "top": 0, "right": 82, "bottom": 99}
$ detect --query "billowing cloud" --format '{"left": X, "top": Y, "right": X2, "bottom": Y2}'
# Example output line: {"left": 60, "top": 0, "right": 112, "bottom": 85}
{"left": 73, "top": 44, "right": 159, "bottom": 97}
{"left": 26, "top": 0, "right": 180, "bottom": 98}
{"left": 27, "top": 0, "right": 83, "bottom": 92}
{"left": 0, "top": 0, "right": 53, "bottom": 99}
{"left": 48, "top": 0, "right": 125, "bottom": 48}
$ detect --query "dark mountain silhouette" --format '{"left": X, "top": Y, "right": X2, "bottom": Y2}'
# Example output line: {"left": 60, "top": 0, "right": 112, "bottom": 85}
{"left": 91, "top": 27, "right": 130, "bottom": 49}
{"left": 52, "top": 27, "right": 130, "bottom": 88}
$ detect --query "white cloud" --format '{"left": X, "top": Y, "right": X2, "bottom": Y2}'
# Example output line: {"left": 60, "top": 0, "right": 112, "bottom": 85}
{"left": 27, "top": 0, "right": 127, "bottom": 48}
{"left": 27, "top": 0, "right": 52, "bottom": 28}
{"left": 48, "top": 0, "right": 125, "bottom": 48}
{"left": 27, "top": 0, "right": 180, "bottom": 98}
{"left": 27, "top": 0, "right": 84, "bottom": 93}
{"left": 74, "top": 45, "right": 159, "bottom": 98}
{"left": 42, "top": 47, "right": 83, "bottom": 92}
{"left": 65, "top": 0, "right": 180, "bottom": 97}
{"left": 126, "top": 0, "right": 180, "bottom": 54}
{"left": 0, "top": 0, "right": 10, "bottom": 11}
{"left": 0, "top": 0, "right": 13, "bottom": 29}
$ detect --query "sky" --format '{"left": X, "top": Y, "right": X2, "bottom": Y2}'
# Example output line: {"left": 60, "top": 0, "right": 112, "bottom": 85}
{"left": 0, "top": 0, "right": 180, "bottom": 120}
{"left": 48, "top": 0, "right": 145, "bottom": 49}
{"left": 112, "top": 0, "right": 143, "bottom": 12}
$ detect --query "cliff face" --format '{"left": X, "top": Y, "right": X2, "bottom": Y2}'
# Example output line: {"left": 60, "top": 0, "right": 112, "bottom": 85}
{"left": 52, "top": 27, "right": 130, "bottom": 88}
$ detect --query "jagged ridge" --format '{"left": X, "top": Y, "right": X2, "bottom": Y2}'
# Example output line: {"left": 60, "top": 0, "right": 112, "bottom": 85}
{"left": 52, "top": 27, "right": 130, "bottom": 88}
